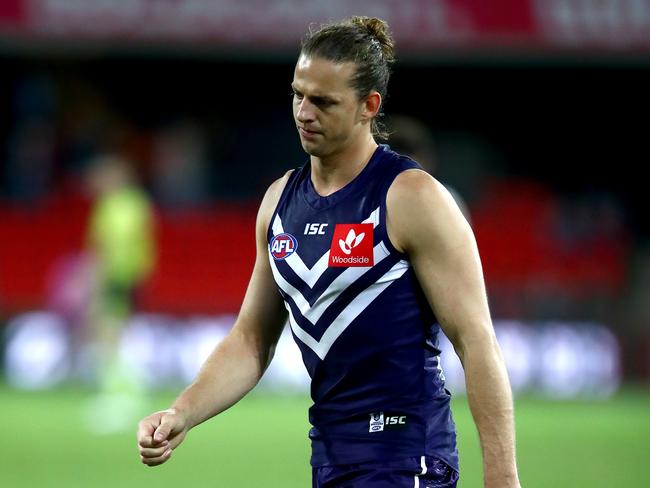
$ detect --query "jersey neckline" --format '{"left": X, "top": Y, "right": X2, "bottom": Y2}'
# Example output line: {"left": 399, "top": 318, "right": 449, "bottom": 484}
{"left": 302, "top": 145, "right": 385, "bottom": 210}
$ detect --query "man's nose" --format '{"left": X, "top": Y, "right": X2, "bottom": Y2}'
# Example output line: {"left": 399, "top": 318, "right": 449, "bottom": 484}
{"left": 296, "top": 99, "right": 315, "bottom": 122}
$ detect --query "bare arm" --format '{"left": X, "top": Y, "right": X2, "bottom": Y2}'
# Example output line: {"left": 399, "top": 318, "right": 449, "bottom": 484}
{"left": 137, "top": 172, "right": 291, "bottom": 466}
{"left": 387, "top": 170, "right": 521, "bottom": 487}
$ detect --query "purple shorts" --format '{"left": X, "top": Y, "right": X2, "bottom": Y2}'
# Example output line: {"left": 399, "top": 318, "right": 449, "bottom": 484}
{"left": 312, "top": 456, "right": 458, "bottom": 488}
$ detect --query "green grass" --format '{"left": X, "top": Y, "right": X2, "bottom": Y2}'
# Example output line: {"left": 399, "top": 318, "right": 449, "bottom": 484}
{"left": 1, "top": 384, "right": 649, "bottom": 487}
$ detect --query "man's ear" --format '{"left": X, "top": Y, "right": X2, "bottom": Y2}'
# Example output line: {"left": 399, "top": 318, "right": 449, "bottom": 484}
{"left": 361, "top": 91, "right": 382, "bottom": 121}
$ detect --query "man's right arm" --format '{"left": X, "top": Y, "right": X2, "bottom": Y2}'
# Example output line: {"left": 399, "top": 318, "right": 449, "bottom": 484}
{"left": 137, "top": 173, "right": 291, "bottom": 467}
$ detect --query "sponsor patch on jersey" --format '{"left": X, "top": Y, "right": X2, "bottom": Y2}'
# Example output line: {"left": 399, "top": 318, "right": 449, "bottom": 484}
{"left": 270, "top": 233, "right": 298, "bottom": 260}
{"left": 369, "top": 412, "right": 384, "bottom": 432}
{"left": 369, "top": 412, "right": 407, "bottom": 432}
{"left": 329, "top": 223, "right": 374, "bottom": 267}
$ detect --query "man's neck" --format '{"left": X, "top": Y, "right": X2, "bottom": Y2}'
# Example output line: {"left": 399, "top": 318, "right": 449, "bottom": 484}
{"left": 310, "top": 135, "right": 378, "bottom": 197}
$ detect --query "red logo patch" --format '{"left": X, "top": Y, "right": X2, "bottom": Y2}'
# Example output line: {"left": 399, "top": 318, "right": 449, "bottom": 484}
{"left": 329, "top": 223, "right": 374, "bottom": 267}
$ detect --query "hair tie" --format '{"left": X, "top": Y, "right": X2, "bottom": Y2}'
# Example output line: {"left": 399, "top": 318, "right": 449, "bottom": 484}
{"left": 369, "top": 37, "right": 382, "bottom": 57}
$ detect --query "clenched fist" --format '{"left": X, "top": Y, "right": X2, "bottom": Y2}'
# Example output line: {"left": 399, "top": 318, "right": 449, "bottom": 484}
{"left": 137, "top": 408, "right": 189, "bottom": 466}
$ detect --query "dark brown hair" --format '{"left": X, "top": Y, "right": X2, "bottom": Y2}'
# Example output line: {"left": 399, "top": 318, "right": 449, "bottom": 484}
{"left": 300, "top": 16, "right": 396, "bottom": 139}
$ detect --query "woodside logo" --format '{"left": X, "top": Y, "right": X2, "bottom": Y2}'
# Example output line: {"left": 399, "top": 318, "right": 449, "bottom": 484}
{"left": 329, "top": 223, "right": 374, "bottom": 267}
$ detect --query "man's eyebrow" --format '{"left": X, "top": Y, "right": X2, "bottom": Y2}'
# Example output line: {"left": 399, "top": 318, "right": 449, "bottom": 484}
{"left": 291, "top": 85, "right": 338, "bottom": 102}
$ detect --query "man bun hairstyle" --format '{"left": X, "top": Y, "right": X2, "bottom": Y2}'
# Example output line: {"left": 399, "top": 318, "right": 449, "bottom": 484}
{"left": 301, "top": 16, "right": 396, "bottom": 140}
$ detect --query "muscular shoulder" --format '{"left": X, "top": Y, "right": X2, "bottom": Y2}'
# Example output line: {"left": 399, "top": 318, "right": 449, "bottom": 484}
{"left": 257, "top": 169, "right": 295, "bottom": 235}
{"left": 386, "top": 169, "right": 471, "bottom": 254}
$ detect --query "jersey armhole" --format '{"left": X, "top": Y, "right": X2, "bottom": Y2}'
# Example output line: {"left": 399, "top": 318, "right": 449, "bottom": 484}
{"left": 266, "top": 168, "right": 298, "bottom": 239}
{"left": 378, "top": 166, "right": 426, "bottom": 259}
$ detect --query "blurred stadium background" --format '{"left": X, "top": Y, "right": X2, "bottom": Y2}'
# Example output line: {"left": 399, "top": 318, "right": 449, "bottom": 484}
{"left": 1, "top": 1, "right": 649, "bottom": 487}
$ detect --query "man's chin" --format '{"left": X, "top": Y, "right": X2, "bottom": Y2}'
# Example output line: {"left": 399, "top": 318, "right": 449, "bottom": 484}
{"left": 301, "top": 141, "right": 326, "bottom": 158}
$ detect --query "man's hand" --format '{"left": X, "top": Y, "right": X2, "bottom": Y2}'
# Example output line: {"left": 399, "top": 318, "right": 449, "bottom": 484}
{"left": 135, "top": 173, "right": 290, "bottom": 469}
{"left": 137, "top": 408, "right": 188, "bottom": 467}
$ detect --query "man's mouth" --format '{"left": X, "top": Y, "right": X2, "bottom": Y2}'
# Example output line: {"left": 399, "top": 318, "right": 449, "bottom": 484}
{"left": 299, "top": 127, "right": 320, "bottom": 138}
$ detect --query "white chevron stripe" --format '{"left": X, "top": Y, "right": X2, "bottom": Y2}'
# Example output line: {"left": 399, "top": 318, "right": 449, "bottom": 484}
{"left": 287, "top": 259, "right": 410, "bottom": 359}
{"left": 269, "top": 257, "right": 312, "bottom": 316}
{"left": 271, "top": 207, "right": 380, "bottom": 288}
{"left": 361, "top": 206, "right": 381, "bottom": 227}
{"left": 309, "top": 244, "right": 388, "bottom": 322}
{"left": 269, "top": 243, "right": 391, "bottom": 325}
{"left": 284, "top": 303, "right": 322, "bottom": 355}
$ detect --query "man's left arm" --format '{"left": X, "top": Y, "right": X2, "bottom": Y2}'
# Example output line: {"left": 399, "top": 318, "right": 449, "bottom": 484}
{"left": 387, "top": 170, "right": 521, "bottom": 488}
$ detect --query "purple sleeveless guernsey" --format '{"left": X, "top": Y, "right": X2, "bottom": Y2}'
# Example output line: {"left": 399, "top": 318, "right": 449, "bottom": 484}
{"left": 267, "top": 144, "right": 458, "bottom": 469}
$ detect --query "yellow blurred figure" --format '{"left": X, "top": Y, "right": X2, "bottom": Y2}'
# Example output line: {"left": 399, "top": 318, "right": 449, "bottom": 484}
{"left": 85, "top": 155, "right": 155, "bottom": 433}
{"left": 88, "top": 158, "right": 155, "bottom": 320}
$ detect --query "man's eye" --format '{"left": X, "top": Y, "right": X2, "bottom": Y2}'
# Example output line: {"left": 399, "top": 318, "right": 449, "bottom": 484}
{"left": 291, "top": 91, "right": 304, "bottom": 100}
{"left": 315, "top": 99, "right": 332, "bottom": 108}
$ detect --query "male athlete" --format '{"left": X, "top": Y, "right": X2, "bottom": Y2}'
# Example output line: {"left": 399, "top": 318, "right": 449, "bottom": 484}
{"left": 138, "top": 16, "right": 521, "bottom": 488}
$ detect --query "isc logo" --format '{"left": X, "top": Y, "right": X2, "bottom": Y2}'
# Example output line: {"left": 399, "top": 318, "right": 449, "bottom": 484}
{"left": 269, "top": 233, "right": 298, "bottom": 261}
{"left": 369, "top": 412, "right": 407, "bottom": 432}
{"left": 386, "top": 415, "right": 407, "bottom": 425}
{"left": 304, "top": 223, "right": 329, "bottom": 235}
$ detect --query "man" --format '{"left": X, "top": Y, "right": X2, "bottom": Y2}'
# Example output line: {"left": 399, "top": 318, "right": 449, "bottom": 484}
{"left": 138, "top": 16, "right": 520, "bottom": 488}
{"left": 387, "top": 114, "right": 471, "bottom": 223}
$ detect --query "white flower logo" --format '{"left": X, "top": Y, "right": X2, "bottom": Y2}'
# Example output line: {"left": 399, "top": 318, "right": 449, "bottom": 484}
{"left": 339, "top": 228, "right": 365, "bottom": 255}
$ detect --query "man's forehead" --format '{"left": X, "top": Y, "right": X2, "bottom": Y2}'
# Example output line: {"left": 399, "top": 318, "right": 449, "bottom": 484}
{"left": 292, "top": 55, "right": 356, "bottom": 96}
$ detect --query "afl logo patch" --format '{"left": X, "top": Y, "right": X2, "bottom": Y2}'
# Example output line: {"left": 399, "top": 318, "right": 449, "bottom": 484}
{"left": 270, "top": 233, "right": 298, "bottom": 260}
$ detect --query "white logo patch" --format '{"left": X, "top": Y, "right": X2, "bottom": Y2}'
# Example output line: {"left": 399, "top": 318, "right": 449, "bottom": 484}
{"left": 369, "top": 412, "right": 384, "bottom": 432}
{"left": 339, "top": 228, "right": 365, "bottom": 255}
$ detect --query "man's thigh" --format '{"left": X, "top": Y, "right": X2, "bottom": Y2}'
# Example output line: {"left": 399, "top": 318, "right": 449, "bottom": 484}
{"left": 312, "top": 456, "right": 458, "bottom": 488}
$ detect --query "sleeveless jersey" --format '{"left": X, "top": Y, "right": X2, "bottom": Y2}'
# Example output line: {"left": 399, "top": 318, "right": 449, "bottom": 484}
{"left": 267, "top": 144, "right": 458, "bottom": 469}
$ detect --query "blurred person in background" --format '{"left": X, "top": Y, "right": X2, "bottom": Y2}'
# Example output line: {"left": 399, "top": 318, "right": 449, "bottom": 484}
{"left": 151, "top": 119, "right": 211, "bottom": 207}
{"left": 85, "top": 154, "right": 156, "bottom": 433}
{"left": 137, "top": 16, "right": 519, "bottom": 488}
{"left": 388, "top": 114, "right": 471, "bottom": 223}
